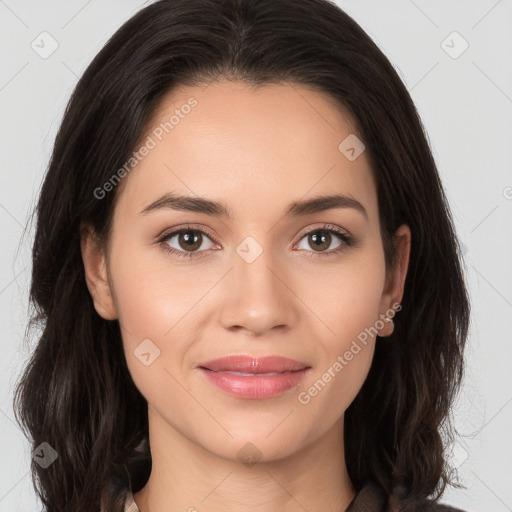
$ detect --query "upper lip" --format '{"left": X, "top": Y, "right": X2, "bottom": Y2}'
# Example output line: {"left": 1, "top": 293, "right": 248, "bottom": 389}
{"left": 198, "top": 355, "right": 310, "bottom": 373}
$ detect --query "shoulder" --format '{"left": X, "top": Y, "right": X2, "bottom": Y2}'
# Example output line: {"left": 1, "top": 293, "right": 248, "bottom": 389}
{"left": 347, "top": 479, "right": 467, "bottom": 512}
{"left": 100, "top": 487, "right": 140, "bottom": 512}
{"left": 389, "top": 496, "right": 467, "bottom": 512}
{"left": 107, "top": 487, "right": 139, "bottom": 512}
{"left": 124, "top": 489, "right": 140, "bottom": 512}
{"left": 388, "top": 482, "right": 467, "bottom": 512}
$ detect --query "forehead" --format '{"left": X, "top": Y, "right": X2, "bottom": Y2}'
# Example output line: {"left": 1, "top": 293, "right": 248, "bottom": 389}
{"left": 114, "top": 79, "right": 378, "bottom": 225}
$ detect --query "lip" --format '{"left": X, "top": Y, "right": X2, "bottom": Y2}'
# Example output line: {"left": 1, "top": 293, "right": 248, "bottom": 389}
{"left": 199, "top": 355, "right": 309, "bottom": 373}
{"left": 198, "top": 355, "right": 311, "bottom": 400}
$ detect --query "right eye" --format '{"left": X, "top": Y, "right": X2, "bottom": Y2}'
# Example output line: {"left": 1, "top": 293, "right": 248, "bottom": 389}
{"left": 156, "top": 225, "right": 219, "bottom": 259}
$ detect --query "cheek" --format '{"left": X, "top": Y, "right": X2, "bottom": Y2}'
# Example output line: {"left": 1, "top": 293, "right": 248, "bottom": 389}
{"left": 295, "top": 251, "right": 385, "bottom": 415}
{"left": 107, "top": 244, "right": 201, "bottom": 389}
{"left": 109, "top": 237, "right": 207, "bottom": 338}
{"left": 298, "top": 324, "right": 376, "bottom": 430}
{"left": 295, "top": 247, "right": 386, "bottom": 342}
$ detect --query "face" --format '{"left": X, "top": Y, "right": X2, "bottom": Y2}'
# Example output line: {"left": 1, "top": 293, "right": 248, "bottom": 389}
{"left": 82, "top": 79, "right": 410, "bottom": 463}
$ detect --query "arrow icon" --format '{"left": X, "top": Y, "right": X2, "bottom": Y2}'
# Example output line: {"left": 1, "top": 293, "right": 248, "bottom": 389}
{"left": 236, "top": 236, "right": 263, "bottom": 263}
{"left": 134, "top": 338, "right": 161, "bottom": 366}
{"left": 440, "top": 31, "right": 468, "bottom": 59}
{"left": 31, "top": 31, "right": 59, "bottom": 59}
{"left": 338, "top": 134, "right": 365, "bottom": 161}
{"left": 32, "top": 442, "right": 58, "bottom": 468}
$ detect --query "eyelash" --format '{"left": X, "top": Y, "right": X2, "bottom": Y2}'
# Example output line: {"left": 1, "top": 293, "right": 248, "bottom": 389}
{"left": 156, "top": 223, "right": 353, "bottom": 260}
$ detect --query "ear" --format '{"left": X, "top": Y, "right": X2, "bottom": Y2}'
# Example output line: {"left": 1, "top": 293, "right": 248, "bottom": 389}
{"left": 80, "top": 222, "right": 118, "bottom": 320}
{"left": 380, "top": 224, "right": 411, "bottom": 312}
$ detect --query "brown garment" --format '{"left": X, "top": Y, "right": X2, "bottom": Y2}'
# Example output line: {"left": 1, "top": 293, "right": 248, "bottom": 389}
{"left": 346, "top": 480, "right": 466, "bottom": 512}
{"left": 122, "top": 480, "right": 466, "bottom": 511}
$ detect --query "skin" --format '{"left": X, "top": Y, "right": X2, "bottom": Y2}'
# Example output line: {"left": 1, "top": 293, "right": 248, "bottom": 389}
{"left": 81, "top": 79, "right": 411, "bottom": 512}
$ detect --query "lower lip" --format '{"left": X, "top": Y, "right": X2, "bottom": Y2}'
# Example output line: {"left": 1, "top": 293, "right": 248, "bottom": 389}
{"left": 199, "top": 368, "right": 309, "bottom": 399}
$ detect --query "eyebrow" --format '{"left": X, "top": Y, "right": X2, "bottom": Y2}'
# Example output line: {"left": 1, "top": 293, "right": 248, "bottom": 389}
{"left": 140, "top": 192, "right": 368, "bottom": 220}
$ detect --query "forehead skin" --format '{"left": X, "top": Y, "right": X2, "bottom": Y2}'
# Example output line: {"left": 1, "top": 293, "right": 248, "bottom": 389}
{"left": 110, "top": 79, "right": 381, "bottom": 261}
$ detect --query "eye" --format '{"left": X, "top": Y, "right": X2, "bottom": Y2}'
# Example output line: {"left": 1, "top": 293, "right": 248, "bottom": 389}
{"left": 156, "top": 225, "right": 219, "bottom": 260}
{"left": 156, "top": 223, "right": 354, "bottom": 260}
{"left": 294, "top": 224, "right": 353, "bottom": 257}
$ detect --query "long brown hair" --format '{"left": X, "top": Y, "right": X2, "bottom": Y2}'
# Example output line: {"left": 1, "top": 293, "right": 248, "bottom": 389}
{"left": 13, "top": 0, "right": 470, "bottom": 510}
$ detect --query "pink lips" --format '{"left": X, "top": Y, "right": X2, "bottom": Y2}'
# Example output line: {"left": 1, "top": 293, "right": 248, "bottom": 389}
{"left": 198, "top": 355, "right": 311, "bottom": 400}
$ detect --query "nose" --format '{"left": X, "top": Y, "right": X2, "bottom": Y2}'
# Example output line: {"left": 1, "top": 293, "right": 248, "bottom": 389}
{"left": 217, "top": 242, "right": 299, "bottom": 337}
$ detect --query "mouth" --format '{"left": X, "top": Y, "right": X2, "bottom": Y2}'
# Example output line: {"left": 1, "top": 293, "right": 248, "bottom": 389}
{"left": 198, "top": 355, "right": 310, "bottom": 373}
{"left": 197, "top": 355, "right": 311, "bottom": 399}
{"left": 202, "top": 369, "right": 298, "bottom": 376}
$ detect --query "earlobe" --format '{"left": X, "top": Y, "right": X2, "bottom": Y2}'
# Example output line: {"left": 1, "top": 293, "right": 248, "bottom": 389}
{"left": 80, "top": 223, "right": 118, "bottom": 320}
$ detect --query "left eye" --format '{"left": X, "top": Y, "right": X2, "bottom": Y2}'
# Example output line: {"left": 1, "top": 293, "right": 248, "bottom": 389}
{"left": 295, "top": 228, "right": 351, "bottom": 254}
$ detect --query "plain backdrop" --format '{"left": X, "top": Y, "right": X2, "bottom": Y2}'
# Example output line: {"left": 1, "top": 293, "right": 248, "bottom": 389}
{"left": 1, "top": 1, "right": 511, "bottom": 511}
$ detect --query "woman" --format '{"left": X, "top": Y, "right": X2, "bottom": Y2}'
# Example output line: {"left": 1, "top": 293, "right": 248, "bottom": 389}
{"left": 13, "top": 0, "right": 470, "bottom": 511}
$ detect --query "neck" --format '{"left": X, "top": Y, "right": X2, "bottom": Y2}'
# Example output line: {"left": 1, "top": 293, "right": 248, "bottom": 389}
{"left": 134, "top": 406, "right": 355, "bottom": 512}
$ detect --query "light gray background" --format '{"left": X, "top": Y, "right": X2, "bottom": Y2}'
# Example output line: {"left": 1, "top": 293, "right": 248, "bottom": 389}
{"left": 1, "top": 1, "right": 511, "bottom": 511}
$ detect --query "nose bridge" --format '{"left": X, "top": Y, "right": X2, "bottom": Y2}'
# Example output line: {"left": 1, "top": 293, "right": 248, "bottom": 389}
{"left": 236, "top": 236, "right": 278, "bottom": 291}
{"left": 217, "top": 233, "right": 297, "bottom": 334}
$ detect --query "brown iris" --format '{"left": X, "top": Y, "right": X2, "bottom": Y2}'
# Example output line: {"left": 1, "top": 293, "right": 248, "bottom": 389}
{"left": 178, "top": 230, "right": 203, "bottom": 252}
{"left": 308, "top": 230, "right": 332, "bottom": 252}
